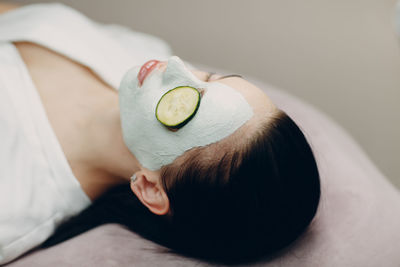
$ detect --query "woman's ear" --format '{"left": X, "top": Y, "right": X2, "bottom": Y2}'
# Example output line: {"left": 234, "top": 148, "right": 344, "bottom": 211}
{"left": 130, "top": 169, "right": 170, "bottom": 216}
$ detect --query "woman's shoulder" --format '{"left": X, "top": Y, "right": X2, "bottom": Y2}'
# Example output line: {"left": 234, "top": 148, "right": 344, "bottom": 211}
{"left": 0, "top": 2, "right": 172, "bottom": 89}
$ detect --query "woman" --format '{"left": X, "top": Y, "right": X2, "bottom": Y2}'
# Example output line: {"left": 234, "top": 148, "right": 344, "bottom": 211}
{"left": 0, "top": 2, "right": 320, "bottom": 265}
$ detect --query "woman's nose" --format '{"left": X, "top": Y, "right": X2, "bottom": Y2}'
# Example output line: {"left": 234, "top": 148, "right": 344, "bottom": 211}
{"left": 157, "top": 61, "right": 167, "bottom": 72}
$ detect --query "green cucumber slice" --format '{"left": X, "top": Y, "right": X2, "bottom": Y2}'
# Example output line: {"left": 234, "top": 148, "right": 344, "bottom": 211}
{"left": 155, "top": 86, "right": 201, "bottom": 129}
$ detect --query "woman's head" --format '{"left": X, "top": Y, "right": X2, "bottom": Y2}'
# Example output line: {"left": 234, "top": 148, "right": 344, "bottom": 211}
{"left": 123, "top": 57, "right": 320, "bottom": 263}
{"left": 122, "top": 55, "right": 280, "bottom": 215}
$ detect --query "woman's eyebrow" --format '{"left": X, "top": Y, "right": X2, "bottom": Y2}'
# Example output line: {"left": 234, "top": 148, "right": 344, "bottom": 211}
{"left": 208, "top": 73, "right": 243, "bottom": 81}
{"left": 217, "top": 74, "right": 243, "bottom": 80}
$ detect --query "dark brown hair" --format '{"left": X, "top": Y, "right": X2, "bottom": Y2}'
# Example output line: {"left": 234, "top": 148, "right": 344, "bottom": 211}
{"left": 41, "top": 109, "right": 321, "bottom": 265}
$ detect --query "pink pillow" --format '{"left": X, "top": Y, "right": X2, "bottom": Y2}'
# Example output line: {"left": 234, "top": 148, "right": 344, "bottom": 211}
{"left": 6, "top": 70, "right": 400, "bottom": 267}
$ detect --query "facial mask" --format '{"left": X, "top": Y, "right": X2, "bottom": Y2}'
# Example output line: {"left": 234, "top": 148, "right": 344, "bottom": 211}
{"left": 118, "top": 56, "right": 254, "bottom": 171}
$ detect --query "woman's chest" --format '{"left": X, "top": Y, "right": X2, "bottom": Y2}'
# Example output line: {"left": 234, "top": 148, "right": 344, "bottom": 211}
{"left": 14, "top": 41, "right": 118, "bottom": 168}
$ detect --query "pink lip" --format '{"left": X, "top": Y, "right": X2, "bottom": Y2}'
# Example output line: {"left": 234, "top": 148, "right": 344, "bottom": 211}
{"left": 137, "top": 60, "right": 160, "bottom": 86}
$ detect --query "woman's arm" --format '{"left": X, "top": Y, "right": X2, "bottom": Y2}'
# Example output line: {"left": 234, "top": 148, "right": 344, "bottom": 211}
{"left": 0, "top": 2, "right": 21, "bottom": 14}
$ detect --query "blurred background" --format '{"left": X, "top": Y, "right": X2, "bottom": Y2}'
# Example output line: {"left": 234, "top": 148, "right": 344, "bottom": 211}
{"left": 7, "top": 0, "right": 400, "bottom": 188}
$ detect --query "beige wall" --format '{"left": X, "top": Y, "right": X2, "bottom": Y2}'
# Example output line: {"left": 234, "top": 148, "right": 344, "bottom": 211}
{"left": 9, "top": 0, "right": 400, "bottom": 188}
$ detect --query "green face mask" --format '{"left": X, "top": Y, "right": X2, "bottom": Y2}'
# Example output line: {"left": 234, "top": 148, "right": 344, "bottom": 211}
{"left": 118, "top": 56, "right": 254, "bottom": 171}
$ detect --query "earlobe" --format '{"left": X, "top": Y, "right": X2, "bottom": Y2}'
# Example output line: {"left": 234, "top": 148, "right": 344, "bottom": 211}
{"left": 130, "top": 171, "right": 170, "bottom": 216}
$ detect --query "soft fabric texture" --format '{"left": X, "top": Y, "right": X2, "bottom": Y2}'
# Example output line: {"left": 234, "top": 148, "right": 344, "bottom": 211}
{"left": 2, "top": 2, "right": 400, "bottom": 266}
{"left": 0, "top": 29, "right": 92, "bottom": 266}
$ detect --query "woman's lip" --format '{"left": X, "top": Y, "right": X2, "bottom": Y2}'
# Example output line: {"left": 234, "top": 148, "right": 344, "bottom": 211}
{"left": 137, "top": 60, "right": 160, "bottom": 86}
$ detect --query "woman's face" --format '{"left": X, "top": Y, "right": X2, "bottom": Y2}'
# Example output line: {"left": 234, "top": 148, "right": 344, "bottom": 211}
{"left": 119, "top": 56, "right": 277, "bottom": 171}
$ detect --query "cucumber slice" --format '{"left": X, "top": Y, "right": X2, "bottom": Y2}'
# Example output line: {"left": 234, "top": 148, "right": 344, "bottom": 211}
{"left": 156, "top": 86, "right": 201, "bottom": 129}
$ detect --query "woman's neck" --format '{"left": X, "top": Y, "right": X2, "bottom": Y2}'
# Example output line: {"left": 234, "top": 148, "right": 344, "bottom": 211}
{"left": 76, "top": 102, "right": 140, "bottom": 201}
